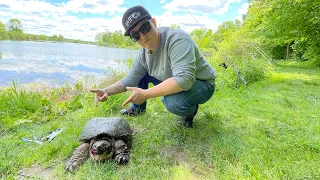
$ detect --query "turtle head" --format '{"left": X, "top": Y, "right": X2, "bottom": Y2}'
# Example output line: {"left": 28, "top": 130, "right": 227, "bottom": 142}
{"left": 89, "top": 137, "right": 114, "bottom": 162}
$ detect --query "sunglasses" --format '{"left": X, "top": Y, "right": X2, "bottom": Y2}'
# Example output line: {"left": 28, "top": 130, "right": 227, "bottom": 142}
{"left": 130, "top": 21, "right": 152, "bottom": 42}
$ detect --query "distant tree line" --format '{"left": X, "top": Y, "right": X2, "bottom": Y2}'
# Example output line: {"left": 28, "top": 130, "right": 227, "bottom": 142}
{"left": 94, "top": 24, "right": 180, "bottom": 49}
{"left": 0, "top": 19, "right": 93, "bottom": 44}
{"left": 95, "top": 30, "right": 139, "bottom": 49}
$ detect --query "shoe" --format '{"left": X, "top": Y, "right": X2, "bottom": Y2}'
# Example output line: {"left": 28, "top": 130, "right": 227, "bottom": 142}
{"left": 177, "top": 116, "right": 194, "bottom": 128}
{"left": 177, "top": 105, "right": 199, "bottom": 128}
{"left": 119, "top": 107, "right": 145, "bottom": 116}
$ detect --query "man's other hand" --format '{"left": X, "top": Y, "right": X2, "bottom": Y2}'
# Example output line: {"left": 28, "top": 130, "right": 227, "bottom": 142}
{"left": 89, "top": 89, "right": 108, "bottom": 106}
{"left": 122, "top": 87, "right": 148, "bottom": 106}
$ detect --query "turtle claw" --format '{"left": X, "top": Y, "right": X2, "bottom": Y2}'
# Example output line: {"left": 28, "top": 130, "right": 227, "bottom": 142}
{"left": 65, "top": 163, "right": 76, "bottom": 173}
{"left": 115, "top": 153, "right": 129, "bottom": 164}
{"left": 65, "top": 143, "right": 90, "bottom": 173}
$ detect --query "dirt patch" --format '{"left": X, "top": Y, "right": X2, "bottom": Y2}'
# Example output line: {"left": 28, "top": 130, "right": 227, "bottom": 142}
{"left": 17, "top": 165, "right": 54, "bottom": 179}
{"left": 160, "top": 147, "right": 214, "bottom": 178}
{"left": 160, "top": 147, "right": 189, "bottom": 165}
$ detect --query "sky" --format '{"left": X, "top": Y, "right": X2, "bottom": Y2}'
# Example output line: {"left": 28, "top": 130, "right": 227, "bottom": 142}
{"left": 0, "top": 0, "right": 249, "bottom": 41}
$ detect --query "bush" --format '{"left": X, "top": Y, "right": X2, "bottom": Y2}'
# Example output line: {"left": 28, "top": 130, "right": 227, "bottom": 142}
{"left": 291, "top": 39, "right": 308, "bottom": 61}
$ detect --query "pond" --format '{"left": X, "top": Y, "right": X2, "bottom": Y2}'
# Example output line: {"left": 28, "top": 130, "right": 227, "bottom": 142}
{"left": 0, "top": 41, "right": 137, "bottom": 88}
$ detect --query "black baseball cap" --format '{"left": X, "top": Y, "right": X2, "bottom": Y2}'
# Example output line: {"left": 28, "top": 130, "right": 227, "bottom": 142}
{"left": 122, "top": 5, "right": 152, "bottom": 36}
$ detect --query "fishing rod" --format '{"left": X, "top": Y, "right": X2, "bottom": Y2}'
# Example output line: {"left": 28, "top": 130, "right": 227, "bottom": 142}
{"left": 246, "top": 40, "right": 275, "bottom": 64}
{"left": 180, "top": 2, "right": 248, "bottom": 86}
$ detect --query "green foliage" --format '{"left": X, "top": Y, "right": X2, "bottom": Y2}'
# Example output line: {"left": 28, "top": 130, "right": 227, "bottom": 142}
{"left": 212, "top": 21, "right": 240, "bottom": 44}
{"left": 0, "top": 81, "right": 89, "bottom": 130}
{"left": 291, "top": 39, "right": 308, "bottom": 61}
{"left": 188, "top": 0, "right": 319, "bottom": 88}
{"left": 0, "top": 22, "right": 8, "bottom": 40}
{"left": 190, "top": 29, "right": 206, "bottom": 44}
{"left": 190, "top": 20, "right": 273, "bottom": 88}
{"left": 245, "top": 0, "right": 320, "bottom": 66}
{"left": 0, "top": 81, "right": 53, "bottom": 129}
{"left": 170, "top": 24, "right": 180, "bottom": 29}
{"left": 6, "top": 18, "right": 23, "bottom": 32}
{"left": 0, "top": 19, "right": 94, "bottom": 44}
{"left": 96, "top": 30, "right": 139, "bottom": 49}
{"left": 0, "top": 18, "right": 138, "bottom": 48}
{"left": 268, "top": 44, "right": 287, "bottom": 59}
{"left": 0, "top": 21, "right": 5, "bottom": 31}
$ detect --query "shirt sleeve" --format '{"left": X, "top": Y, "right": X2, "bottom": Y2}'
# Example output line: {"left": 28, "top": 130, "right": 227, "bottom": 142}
{"left": 169, "top": 36, "right": 196, "bottom": 91}
{"left": 120, "top": 50, "right": 147, "bottom": 88}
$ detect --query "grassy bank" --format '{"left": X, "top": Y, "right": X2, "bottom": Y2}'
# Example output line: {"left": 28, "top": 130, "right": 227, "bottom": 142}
{"left": 0, "top": 62, "right": 319, "bottom": 179}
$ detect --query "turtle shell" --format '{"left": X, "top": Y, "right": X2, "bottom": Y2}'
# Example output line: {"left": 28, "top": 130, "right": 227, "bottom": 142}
{"left": 79, "top": 117, "right": 132, "bottom": 147}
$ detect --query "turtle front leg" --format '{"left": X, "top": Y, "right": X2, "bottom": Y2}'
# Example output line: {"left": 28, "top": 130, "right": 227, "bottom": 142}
{"left": 65, "top": 143, "right": 90, "bottom": 173}
{"left": 114, "top": 139, "right": 130, "bottom": 164}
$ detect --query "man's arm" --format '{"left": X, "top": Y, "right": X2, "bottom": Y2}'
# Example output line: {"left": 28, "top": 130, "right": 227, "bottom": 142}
{"left": 145, "top": 77, "right": 183, "bottom": 98}
{"left": 90, "top": 80, "right": 127, "bottom": 105}
{"left": 103, "top": 80, "right": 127, "bottom": 96}
{"left": 121, "top": 77, "right": 183, "bottom": 106}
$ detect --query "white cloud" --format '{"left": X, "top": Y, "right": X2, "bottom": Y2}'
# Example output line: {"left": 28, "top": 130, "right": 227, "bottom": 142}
{"left": 0, "top": 0, "right": 125, "bottom": 41}
{"left": 163, "top": 0, "right": 242, "bottom": 15}
{"left": 0, "top": 0, "right": 244, "bottom": 41}
{"left": 64, "top": 0, "right": 126, "bottom": 14}
{"left": 160, "top": 0, "right": 167, "bottom": 4}
{"left": 235, "top": 2, "right": 249, "bottom": 21}
{"left": 238, "top": 2, "right": 249, "bottom": 15}
{"left": 156, "top": 14, "right": 220, "bottom": 33}
{"left": 1, "top": 0, "right": 66, "bottom": 16}
{"left": 158, "top": 0, "right": 229, "bottom": 33}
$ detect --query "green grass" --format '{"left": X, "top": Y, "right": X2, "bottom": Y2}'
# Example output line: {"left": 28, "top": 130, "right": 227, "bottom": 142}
{"left": 0, "top": 62, "right": 319, "bottom": 179}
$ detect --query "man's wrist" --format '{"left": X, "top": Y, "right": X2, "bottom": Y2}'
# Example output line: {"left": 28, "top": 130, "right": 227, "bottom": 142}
{"left": 144, "top": 89, "right": 149, "bottom": 99}
{"left": 103, "top": 88, "right": 108, "bottom": 94}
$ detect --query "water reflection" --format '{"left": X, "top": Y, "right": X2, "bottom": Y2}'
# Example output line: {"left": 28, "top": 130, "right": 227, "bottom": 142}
{"left": 68, "top": 64, "right": 101, "bottom": 73}
{"left": 0, "top": 41, "right": 137, "bottom": 87}
{"left": 0, "top": 69, "right": 71, "bottom": 86}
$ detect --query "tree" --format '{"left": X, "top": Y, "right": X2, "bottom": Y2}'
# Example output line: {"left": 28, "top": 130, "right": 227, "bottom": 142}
{"left": 58, "top": 34, "right": 64, "bottom": 41}
{"left": 190, "top": 29, "right": 206, "bottom": 44}
{"left": 245, "top": 0, "right": 320, "bottom": 65}
{"left": 0, "top": 21, "right": 7, "bottom": 40}
{"left": 0, "top": 21, "right": 5, "bottom": 31}
{"left": 170, "top": 24, "right": 180, "bottom": 29}
{"left": 6, "top": 18, "right": 23, "bottom": 32}
{"left": 212, "top": 21, "right": 240, "bottom": 44}
{"left": 95, "top": 32, "right": 103, "bottom": 42}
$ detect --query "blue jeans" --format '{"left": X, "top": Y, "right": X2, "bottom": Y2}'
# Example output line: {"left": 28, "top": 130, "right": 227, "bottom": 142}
{"left": 130, "top": 74, "right": 215, "bottom": 117}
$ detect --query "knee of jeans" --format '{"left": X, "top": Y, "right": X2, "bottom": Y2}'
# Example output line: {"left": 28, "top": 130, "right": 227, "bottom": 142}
{"left": 162, "top": 96, "right": 188, "bottom": 116}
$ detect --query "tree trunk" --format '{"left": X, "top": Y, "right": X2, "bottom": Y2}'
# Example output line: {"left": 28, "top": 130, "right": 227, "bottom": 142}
{"left": 286, "top": 42, "right": 291, "bottom": 60}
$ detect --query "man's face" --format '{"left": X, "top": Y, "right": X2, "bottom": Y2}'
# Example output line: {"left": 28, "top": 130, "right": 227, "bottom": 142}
{"left": 130, "top": 18, "right": 159, "bottom": 50}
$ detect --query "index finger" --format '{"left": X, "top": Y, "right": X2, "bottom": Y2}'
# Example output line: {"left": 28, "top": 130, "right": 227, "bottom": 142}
{"left": 95, "top": 94, "right": 98, "bottom": 107}
{"left": 89, "top": 89, "right": 98, "bottom": 93}
{"left": 122, "top": 95, "right": 134, "bottom": 107}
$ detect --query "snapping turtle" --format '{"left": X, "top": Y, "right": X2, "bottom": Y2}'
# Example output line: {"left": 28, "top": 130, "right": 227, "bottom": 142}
{"left": 65, "top": 117, "right": 132, "bottom": 172}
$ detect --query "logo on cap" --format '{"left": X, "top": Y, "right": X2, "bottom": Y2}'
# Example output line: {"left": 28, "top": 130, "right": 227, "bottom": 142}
{"left": 125, "top": 11, "right": 141, "bottom": 27}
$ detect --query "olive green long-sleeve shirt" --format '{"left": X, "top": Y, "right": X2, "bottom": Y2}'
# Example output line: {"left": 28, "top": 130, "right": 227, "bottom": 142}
{"left": 120, "top": 27, "right": 216, "bottom": 91}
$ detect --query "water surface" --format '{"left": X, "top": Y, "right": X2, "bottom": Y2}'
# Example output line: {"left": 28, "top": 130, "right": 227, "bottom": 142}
{"left": 0, "top": 41, "right": 137, "bottom": 88}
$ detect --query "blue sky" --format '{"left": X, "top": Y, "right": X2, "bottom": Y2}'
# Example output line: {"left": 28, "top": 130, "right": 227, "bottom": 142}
{"left": 0, "top": 0, "right": 249, "bottom": 41}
